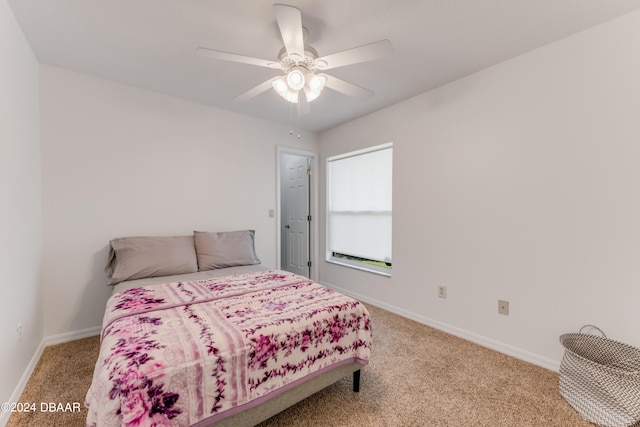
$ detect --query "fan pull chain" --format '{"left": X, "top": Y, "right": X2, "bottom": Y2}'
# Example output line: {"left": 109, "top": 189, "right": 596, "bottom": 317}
{"left": 288, "top": 103, "right": 302, "bottom": 141}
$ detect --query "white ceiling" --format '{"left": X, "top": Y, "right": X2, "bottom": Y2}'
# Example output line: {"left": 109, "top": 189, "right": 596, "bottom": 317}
{"left": 9, "top": 0, "right": 640, "bottom": 132}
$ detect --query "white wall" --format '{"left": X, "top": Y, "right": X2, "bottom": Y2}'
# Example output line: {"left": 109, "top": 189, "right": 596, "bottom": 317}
{"left": 0, "top": 0, "right": 43, "bottom": 407}
{"left": 40, "top": 66, "right": 319, "bottom": 336}
{"left": 319, "top": 10, "right": 640, "bottom": 370}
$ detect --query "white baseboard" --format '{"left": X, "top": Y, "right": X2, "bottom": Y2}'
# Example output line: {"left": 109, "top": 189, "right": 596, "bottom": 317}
{"left": 321, "top": 281, "right": 561, "bottom": 373}
{"left": 43, "top": 326, "right": 101, "bottom": 347}
{"left": 0, "top": 326, "right": 101, "bottom": 427}
{"left": 0, "top": 340, "right": 46, "bottom": 427}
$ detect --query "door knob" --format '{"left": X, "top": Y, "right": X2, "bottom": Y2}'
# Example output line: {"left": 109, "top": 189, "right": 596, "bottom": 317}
{"left": 285, "top": 224, "right": 291, "bottom": 229}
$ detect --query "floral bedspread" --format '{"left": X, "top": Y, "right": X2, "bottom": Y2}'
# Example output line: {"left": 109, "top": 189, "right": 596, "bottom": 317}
{"left": 85, "top": 270, "right": 371, "bottom": 427}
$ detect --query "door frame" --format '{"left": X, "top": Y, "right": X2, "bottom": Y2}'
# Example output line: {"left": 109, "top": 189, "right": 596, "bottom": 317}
{"left": 276, "top": 146, "right": 318, "bottom": 280}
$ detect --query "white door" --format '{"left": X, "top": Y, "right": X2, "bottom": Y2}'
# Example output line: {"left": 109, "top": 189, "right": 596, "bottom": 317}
{"left": 280, "top": 153, "right": 311, "bottom": 278}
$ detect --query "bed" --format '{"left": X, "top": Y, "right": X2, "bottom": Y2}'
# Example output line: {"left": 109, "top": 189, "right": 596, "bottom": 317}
{"left": 85, "top": 231, "right": 372, "bottom": 427}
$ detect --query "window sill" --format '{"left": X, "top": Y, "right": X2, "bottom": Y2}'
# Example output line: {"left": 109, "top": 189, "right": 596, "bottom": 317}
{"left": 326, "top": 257, "right": 392, "bottom": 277}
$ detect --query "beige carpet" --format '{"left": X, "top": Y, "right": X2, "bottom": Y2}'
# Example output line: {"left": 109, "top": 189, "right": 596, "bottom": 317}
{"left": 8, "top": 304, "right": 592, "bottom": 427}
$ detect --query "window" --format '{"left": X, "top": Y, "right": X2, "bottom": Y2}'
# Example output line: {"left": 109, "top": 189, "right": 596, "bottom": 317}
{"left": 326, "top": 143, "right": 392, "bottom": 275}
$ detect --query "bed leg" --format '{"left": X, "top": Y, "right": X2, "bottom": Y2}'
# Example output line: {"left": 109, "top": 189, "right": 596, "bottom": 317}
{"left": 353, "top": 370, "right": 361, "bottom": 392}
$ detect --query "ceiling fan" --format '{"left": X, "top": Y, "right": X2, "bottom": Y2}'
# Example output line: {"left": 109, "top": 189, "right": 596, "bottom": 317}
{"left": 196, "top": 4, "right": 392, "bottom": 109}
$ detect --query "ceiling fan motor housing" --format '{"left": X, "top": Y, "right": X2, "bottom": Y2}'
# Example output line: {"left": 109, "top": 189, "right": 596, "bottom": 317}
{"left": 277, "top": 45, "right": 320, "bottom": 73}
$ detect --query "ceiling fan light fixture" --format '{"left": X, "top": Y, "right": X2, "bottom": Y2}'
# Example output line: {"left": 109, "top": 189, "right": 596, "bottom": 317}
{"left": 304, "top": 73, "right": 326, "bottom": 102}
{"left": 308, "top": 73, "right": 326, "bottom": 92}
{"left": 273, "top": 77, "right": 288, "bottom": 94}
{"left": 286, "top": 67, "right": 306, "bottom": 91}
{"left": 274, "top": 70, "right": 326, "bottom": 104}
{"left": 272, "top": 76, "right": 299, "bottom": 103}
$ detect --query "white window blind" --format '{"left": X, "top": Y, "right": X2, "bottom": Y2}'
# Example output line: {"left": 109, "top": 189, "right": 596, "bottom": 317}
{"left": 328, "top": 143, "right": 392, "bottom": 265}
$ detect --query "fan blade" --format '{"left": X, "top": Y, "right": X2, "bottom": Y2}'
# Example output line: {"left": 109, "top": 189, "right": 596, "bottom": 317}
{"left": 316, "top": 40, "right": 392, "bottom": 70}
{"left": 324, "top": 75, "right": 374, "bottom": 100}
{"left": 196, "top": 47, "right": 280, "bottom": 69}
{"left": 234, "top": 77, "right": 278, "bottom": 102}
{"left": 274, "top": 4, "right": 304, "bottom": 59}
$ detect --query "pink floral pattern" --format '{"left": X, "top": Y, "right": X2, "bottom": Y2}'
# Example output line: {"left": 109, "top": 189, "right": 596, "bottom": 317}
{"left": 86, "top": 270, "right": 371, "bottom": 427}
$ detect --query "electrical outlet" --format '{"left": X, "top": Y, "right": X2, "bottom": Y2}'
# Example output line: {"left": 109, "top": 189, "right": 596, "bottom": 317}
{"left": 17, "top": 323, "right": 23, "bottom": 343}
{"left": 498, "top": 300, "right": 509, "bottom": 316}
{"left": 438, "top": 286, "right": 447, "bottom": 298}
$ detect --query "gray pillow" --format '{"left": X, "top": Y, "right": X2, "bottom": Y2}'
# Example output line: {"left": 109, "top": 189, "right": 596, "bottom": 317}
{"left": 194, "top": 230, "right": 261, "bottom": 271}
{"left": 105, "top": 236, "right": 198, "bottom": 285}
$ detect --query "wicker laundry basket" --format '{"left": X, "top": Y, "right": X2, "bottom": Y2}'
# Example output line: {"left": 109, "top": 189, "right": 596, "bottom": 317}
{"left": 559, "top": 325, "right": 640, "bottom": 427}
